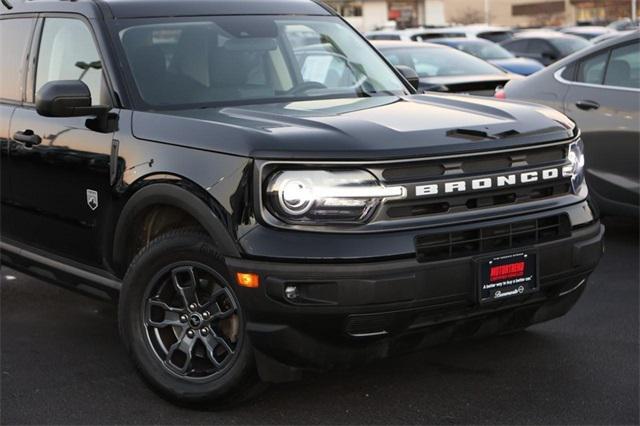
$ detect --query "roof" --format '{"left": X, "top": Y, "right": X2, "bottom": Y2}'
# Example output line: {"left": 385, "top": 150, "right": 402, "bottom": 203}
{"left": 512, "top": 30, "right": 583, "bottom": 39}
{"left": 429, "top": 37, "right": 493, "bottom": 44}
{"left": 1, "top": 0, "right": 333, "bottom": 18}
{"left": 371, "top": 40, "right": 446, "bottom": 49}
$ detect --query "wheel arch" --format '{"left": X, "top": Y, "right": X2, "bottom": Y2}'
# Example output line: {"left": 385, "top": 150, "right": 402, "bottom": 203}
{"left": 112, "top": 179, "right": 241, "bottom": 276}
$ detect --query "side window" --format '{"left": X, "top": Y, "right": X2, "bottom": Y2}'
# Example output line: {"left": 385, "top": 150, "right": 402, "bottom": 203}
{"left": 577, "top": 51, "right": 609, "bottom": 84}
{"left": 0, "top": 18, "right": 36, "bottom": 102}
{"left": 529, "top": 39, "right": 553, "bottom": 55}
{"left": 503, "top": 39, "right": 528, "bottom": 53}
{"left": 35, "top": 18, "right": 109, "bottom": 104}
{"left": 604, "top": 42, "right": 640, "bottom": 89}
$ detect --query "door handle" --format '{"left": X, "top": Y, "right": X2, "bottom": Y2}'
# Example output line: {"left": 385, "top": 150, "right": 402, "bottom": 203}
{"left": 575, "top": 100, "right": 600, "bottom": 111}
{"left": 13, "top": 130, "right": 42, "bottom": 147}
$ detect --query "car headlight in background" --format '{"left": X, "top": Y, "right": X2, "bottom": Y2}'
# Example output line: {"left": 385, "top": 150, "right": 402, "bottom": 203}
{"left": 563, "top": 139, "right": 585, "bottom": 194}
{"left": 265, "top": 170, "right": 405, "bottom": 225}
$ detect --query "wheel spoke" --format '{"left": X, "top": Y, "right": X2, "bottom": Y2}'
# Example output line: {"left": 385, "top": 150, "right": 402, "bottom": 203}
{"left": 147, "top": 311, "right": 184, "bottom": 328}
{"left": 201, "top": 329, "right": 234, "bottom": 367}
{"left": 202, "top": 287, "right": 237, "bottom": 320}
{"left": 146, "top": 298, "right": 186, "bottom": 328}
{"left": 148, "top": 298, "right": 184, "bottom": 313}
{"left": 165, "top": 332, "right": 196, "bottom": 374}
{"left": 171, "top": 266, "right": 200, "bottom": 310}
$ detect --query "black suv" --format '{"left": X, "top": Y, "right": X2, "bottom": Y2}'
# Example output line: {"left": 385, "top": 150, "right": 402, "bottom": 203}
{"left": 1, "top": 0, "right": 603, "bottom": 404}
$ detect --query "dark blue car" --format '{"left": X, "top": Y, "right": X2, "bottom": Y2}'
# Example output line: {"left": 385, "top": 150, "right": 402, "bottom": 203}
{"left": 431, "top": 38, "right": 544, "bottom": 76}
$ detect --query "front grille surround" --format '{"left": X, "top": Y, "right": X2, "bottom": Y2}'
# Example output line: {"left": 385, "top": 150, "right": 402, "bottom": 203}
{"left": 255, "top": 139, "right": 584, "bottom": 233}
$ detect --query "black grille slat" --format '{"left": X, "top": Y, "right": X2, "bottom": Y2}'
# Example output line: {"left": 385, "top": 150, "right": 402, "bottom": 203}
{"left": 415, "top": 215, "right": 570, "bottom": 262}
{"left": 385, "top": 182, "right": 571, "bottom": 219}
{"left": 382, "top": 145, "right": 566, "bottom": 183}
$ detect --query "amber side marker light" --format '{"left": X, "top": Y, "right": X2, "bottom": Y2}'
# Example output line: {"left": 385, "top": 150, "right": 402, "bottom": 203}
{"left": 236, "top": 272, "right": 260, "bottom": 288}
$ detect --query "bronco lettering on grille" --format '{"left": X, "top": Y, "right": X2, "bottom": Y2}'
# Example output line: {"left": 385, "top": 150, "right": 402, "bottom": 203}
{"left": 414, "top": 165, "right": 572, "bottom": 198}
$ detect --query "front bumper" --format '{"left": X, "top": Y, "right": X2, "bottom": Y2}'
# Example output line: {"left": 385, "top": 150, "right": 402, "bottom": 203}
{"left": 226, "top": 208, "right": 604, "bottom": 373}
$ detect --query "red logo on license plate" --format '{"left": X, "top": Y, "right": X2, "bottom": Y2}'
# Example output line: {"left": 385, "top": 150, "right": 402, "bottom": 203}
{"left": 490, "top": 261, "right": 525, "bottom": 282}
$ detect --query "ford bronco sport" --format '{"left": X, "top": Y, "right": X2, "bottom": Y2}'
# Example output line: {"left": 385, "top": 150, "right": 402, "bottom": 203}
{"left": 0, "top": 0, "right": 603, "bottom": 404}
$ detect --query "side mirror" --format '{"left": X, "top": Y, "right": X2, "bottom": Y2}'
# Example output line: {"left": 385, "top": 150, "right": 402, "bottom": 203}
{"left": 395, "top": 65, "right": 420, "bottom": 91}
{"left": 35, "top": 80, "right": 116, "bottom": 132}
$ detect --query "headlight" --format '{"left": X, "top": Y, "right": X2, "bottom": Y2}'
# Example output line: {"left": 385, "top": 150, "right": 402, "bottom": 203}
{"left": 265, "top": 170, "right": 405, "bottom": 225}
{"left": 563, "top": 140, "right": 585, "bottom": 193}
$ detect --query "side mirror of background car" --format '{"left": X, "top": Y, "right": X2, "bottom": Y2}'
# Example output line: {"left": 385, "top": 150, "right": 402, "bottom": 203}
{"left": 395, "top": 65, "right": 420, "bottom": 91}
{"left": 36, "top": 80, "right": 116, "bottom": 133}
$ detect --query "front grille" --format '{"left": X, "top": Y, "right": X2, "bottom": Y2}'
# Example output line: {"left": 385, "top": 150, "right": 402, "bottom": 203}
{"left": 415, "top": 215, "right": 571, "bottom": 262}
{"left": 379, "top": 142, "right": 572, "bottom": 220}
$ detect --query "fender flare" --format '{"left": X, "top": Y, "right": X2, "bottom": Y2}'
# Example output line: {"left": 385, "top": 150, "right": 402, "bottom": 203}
{"left": 112, "top": 183, "right": 241, "bottom": 273}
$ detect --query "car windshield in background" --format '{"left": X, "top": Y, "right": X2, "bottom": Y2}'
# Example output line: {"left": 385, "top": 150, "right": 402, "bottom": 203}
{"left": 114, "top": 16, "right": 408, "bottom": 108}
{"left": 381, "top": 47, "right": 505, "bottom": 78}
{"left": 452, "top": 41, "right": 514, "bottom": 60}
{"left": 552, "top": 37, "right": 591, "bottom": 55}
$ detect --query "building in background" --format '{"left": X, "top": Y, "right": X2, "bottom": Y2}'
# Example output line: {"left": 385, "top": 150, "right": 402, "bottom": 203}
{"left": 325, "top": 0, "right": 637, "bottom": 31}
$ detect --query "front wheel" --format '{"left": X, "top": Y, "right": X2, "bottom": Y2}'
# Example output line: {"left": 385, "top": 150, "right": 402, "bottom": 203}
{"left": 118, "top": 230, "right": 261, "bottom": 405}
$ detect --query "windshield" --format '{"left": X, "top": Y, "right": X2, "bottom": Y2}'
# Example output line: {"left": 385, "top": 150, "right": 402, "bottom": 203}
{"left": 114, "top": 16, "right": 408, "bottom": 109}
{"left": 552, "top": 37, "right": 591, "bottom": 56}
{"left": 448, "top": 41, "right": 514, "bottom": 60}
{"left": 380, "top": 47, "right": 504, "bottom": 78}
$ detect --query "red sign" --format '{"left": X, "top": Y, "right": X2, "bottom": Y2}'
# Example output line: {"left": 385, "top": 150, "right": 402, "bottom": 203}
{"left": 490, "top": 261, "right": 525, "bottom": 282}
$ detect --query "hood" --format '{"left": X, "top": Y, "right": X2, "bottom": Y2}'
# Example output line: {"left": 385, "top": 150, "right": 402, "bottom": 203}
{"left": 132, "top": 94, "right": 576, "bottom": 161}
{"left": 490, "top": 58, "right": 544, "bottom": 76}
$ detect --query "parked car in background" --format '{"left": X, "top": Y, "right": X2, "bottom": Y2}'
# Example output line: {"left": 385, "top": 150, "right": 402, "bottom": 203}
{"left": 559, "top": 26, "right": 615, "bottom": 40}
{"left": 430, "top": 38, "right": 544, "bottom": 75}
{"left": 608, "top": 18, "right": 639, "bottom": 31}
{"left": 373, "top": 41, "right": 521, "bottom": 95}
{"left": 410, "top": 25, "right": 515, "bottom": 42}
{"left": 591, "top": 30, "right": 635, "bottom": 44}
{"left": 501, "top": 32, "right": 591, "bottom": 66}
{"left": 366, "top": 25, "right": 514, "bottom": 43}
{"left": 499, "top": 32, "right": 639, "bottom": 216}
{"left": 365, "top": 28, "right": 424, "bottom": 41}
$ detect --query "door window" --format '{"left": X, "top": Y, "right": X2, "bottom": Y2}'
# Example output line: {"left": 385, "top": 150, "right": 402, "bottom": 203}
{"left": 502, "top": 39, "right": 528, "bottom": 53}
{"left": 528, "top": 39, "right": 554, "bottom": 57}
{"left": 35, "top": 18, "right": 109, "bottom": 104}
{"left": 604, "top": 42, "right": 639, "bottom": 89}
{"left": 577, "top": 51, "right": 609, "bottom": 84}
{"left": 0, "top": 18, "right": 36, "bottom": 102}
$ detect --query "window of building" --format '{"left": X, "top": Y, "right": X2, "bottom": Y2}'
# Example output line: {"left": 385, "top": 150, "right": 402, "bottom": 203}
{"left": 326, "top": 1, "right": 363, "bottom": 17}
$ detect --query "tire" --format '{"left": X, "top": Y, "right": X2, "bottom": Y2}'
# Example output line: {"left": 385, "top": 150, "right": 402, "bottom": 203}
{"left": 118, "top": 229, "right": 262, "bottom": 406}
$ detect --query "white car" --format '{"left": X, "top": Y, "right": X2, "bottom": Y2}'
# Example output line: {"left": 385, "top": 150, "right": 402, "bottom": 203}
{"left": 366, "top": 25, "right": 514, "bottom": 43}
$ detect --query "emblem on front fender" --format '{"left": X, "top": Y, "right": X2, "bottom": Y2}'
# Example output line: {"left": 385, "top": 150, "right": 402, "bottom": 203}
{"left": 86, "top": 189, "right": 99, "bottom": 211}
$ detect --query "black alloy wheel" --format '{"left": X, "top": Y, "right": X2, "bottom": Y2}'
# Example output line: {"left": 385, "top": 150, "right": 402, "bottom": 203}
{"left": 144, "top": 263, "right": 241, "bottom": 380}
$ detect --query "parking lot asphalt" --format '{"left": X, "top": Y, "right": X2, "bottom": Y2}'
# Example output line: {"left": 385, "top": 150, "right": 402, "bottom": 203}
{"left": 1, "top": 216, "right": 638, "bottom": 425}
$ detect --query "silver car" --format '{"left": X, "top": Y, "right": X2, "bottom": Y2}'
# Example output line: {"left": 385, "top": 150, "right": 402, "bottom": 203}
{"left": 500, "top": 31, "right": 639, "bottom": 216}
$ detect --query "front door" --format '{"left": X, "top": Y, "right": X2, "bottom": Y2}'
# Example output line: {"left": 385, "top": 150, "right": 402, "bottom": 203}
{"left": 5, "top": 16, "right": 117, "bottom": 268}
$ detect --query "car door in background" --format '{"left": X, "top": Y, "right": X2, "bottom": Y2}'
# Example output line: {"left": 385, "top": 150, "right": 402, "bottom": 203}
{"left": 6, "top": 16, "right": 117, "bottom": 267}
{"left": 564, "top": 39, "right": 639, "bottom": 214}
